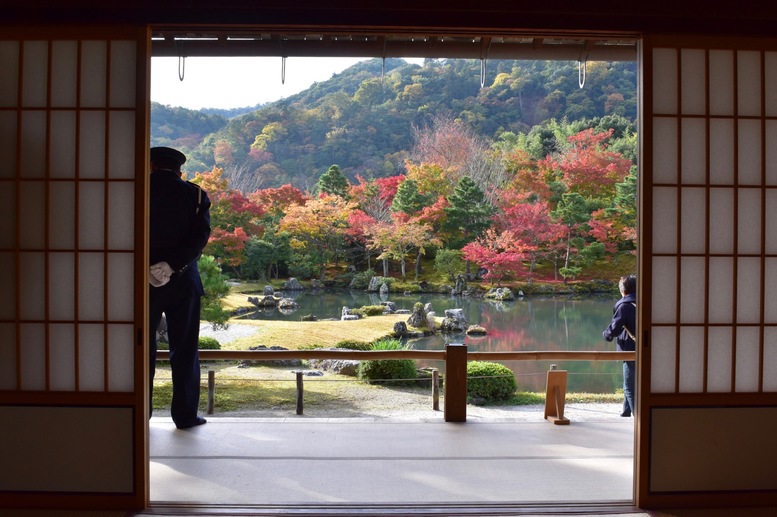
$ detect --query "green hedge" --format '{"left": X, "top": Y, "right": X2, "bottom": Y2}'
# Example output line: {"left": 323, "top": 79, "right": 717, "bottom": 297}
{"left": 466, "top": 361, "right": 517, "bottom": 402}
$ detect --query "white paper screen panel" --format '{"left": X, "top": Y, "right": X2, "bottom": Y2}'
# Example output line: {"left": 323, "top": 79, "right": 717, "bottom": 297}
{"left": 708, "top": 189, "right": 734, "bottom": 254}
{"left": 737, "top": 119, "right": 761, "bottom": 185}
{"left": 21, "top": 111, "right": 46, "bottom": 178}
{"left": 709, "top": 118, "right": 735, "bottom": 184}
{"left": 681, "top": 119, "right": 705, "bottom": 184}
{"left": 709, "top": 50, "right": 734, "bottom": 115}
{"left": 0, "top": 38, "right": 138, "bottom": 394}
{"left": 650, "top": 46, "right": 777, "bottom": 393}
{"left": 651, "top": 327, "right": 677, "bottom": 393}
{"left": 652, "top": 187, "right": 677, "bottom": 254}
{"left": 738, "top": 51, "right": 762, "bottom": 117}
{"left": 766, "top": 52, "right": 777, "bottom": 116}
{"left": 681, "top": 49, "right": 706, "bottom": 115}
{"left": 21, "top": 41, "right": 47, "bottom": 108}
{"left": 707, "top": 327, "right": 733, "bottom": 392}
{"left": 51, "top": 111, "right": 77, "bottom": 178}
{"left": 51, "top": 41, "right": 78, "bottom": 107}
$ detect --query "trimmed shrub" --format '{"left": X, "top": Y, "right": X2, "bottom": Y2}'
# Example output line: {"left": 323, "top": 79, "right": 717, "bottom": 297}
{"left": 199, "top": 336, "right": 221, "bottom": 350}
{"left": 466, "top": 361, "right": 517, "bottom": 402}
{"left": 357, "top": 338, "right": 417, "bottom": 385}
{"left": 350, "top": 305, "right": 386, "bottom": 317}
{"left": 334, "top": 340, "right": 372, "bottom": 350}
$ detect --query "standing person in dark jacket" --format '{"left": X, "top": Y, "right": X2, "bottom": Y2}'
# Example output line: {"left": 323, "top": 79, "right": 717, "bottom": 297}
{"left": 603, "top": 274, "right": 637, "bottom": 417}
{"left": 148, "top": 146, "right": 211, "bottom": 429}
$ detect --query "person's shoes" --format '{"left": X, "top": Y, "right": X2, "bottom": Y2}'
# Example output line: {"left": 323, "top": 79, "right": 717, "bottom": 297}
{"left": 620, "top": 411, "right": 632, "bottom": 417}
{"left": 176, "top": 416, "right": 207, "bottom": 429}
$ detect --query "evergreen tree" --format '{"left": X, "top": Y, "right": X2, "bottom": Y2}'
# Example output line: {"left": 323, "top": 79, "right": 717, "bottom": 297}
{"left": 317, "top": 164, "right": 350, "bottom": 198}
{"left": 198, "top": 255, "right": 231, "bottom": 329}
{"left": 391, "top": 179, "right": 430, "bottom": 215}
{"left": 444, "top": 176, "right": 495, "bottom": 251}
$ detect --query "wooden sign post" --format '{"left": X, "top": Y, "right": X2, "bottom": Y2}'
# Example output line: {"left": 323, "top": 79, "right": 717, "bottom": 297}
{"left": 544, "top": 365, "right": 570, "bottom": 425}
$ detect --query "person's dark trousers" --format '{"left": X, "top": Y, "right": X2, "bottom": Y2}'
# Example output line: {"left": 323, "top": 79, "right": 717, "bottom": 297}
{"left": 622, "top": 360, "right": 636, "bottom": 417}
{"left": 149, "top": 282, "right": 203, "bottom": 426}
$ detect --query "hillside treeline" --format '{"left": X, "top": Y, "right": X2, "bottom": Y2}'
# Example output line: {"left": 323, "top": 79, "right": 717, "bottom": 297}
{"left": 152, "top": 57, "right": 637, "bottom": 194}
{"left": 189, "top": 114, "right": 636, "bottom": 288}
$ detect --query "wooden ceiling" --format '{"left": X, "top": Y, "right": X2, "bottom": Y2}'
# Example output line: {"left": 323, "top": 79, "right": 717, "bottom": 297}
{"left": 6, "top": 1, "right": 777, "bottom": 32}
{"left": 5, "top": 1, "right": 777, "bottom": 60}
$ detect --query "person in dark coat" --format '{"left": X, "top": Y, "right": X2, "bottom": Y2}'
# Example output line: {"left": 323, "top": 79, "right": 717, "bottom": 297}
{"left": 148, "top": 146, "right": 211, "bottom": 429}
{"left": 603, "top": 274, "right": 637, "bottom": 417}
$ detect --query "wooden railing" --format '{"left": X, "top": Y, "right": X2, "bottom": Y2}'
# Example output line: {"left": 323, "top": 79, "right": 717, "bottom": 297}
{"left": 155, "top": 346, "right": 636, "bottom": 422}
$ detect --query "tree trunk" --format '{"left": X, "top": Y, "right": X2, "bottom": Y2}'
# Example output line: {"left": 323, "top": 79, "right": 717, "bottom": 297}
{"left": 400, "top": 258, "right": 406, "bottom": 281}
{"left": 382, "top": 258, "right": 389, "bottom": 277}
{"left": 414, "top": 249, "right": 422, "bottom": 281}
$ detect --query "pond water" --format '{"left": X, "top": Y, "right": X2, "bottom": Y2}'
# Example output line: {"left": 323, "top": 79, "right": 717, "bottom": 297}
{"left": 237, "top": 290, "right": 623, "bottom": 393}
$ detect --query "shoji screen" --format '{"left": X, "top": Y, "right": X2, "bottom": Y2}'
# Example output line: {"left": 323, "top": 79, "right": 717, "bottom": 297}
{"left": 639, "top": 36, "right": 777, "bottom": 508}
{"left": 0, "top": 28, "right": 148, "bottom": 510}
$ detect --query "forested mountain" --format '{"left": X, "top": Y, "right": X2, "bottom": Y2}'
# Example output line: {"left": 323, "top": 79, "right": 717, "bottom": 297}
{"left": 151, "top": 103, "right": 230, "bottom": 150}
{"left": 151, "top": 57, "right": 636, "bottom": 193}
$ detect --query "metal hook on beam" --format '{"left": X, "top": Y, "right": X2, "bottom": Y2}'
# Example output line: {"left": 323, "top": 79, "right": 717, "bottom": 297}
{"left": 176, "top": 40, "right": 186, "bottom": 81}
{"left": 578, "top": 47, "right": 590, "bottom": 89}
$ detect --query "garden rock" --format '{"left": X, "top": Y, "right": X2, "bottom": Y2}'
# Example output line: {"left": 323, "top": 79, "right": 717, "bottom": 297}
{"left": 406, "top": 303, "right": 427, "bottom": 328}
{"left": 367, "top": 276, "right": 383, "bottom": 292}
{"left": 308, "top": 352, "right": 360, "bottom": 376}
{"left": 278, "top": 297, "right": 299, "bottom": 309}
{"left": 440, "top": 308, "right": 468, "bottom": 333}
{"left": 341, "top": 306, "right": 359, "bottom": 320}
{"left": 485, "top": 287, "right": 515, "bottom": 301}
{"left": 248, "top": 295, "right": 277, "bottom": 307}
{"left": 380, "top": 301, "right": 397, "bottom": 313}
{"left": 452, "top": 274, "right": 467, "bottom": 295}
{"left": 466, "top": 325, "right": 487, "bottom": 335}
{"left": 393, "top": 321, "right": 408, "bottom": 336}
{"left": 263, "top": 285, "right": 274, "bottom": 296}
{"left": 283, "top": 277, "right": 304, "bottom": 290}
{"left": 426, "top": 312, "right": 437, "bottom": 332}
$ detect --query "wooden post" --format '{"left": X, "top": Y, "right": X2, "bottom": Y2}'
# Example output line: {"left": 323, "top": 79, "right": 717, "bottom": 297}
{"left": 432, "top": 368, "right": 440, "bottom": 411}
{"left": 544, "top": 364, "right": 570, "bottom": 425}
{"left": 444, "top": 343, "right": 467, "bottom": 422}
{"left": 207, "top": 370, "right": 215, "bottom": 415}
{"left": 295, "top": 371, "right": 303, "bottom": 415}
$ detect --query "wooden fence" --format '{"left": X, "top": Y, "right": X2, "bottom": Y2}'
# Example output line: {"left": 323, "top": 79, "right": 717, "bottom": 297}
{"left": 155, "top": 346, "right": 636, "bottom": 422}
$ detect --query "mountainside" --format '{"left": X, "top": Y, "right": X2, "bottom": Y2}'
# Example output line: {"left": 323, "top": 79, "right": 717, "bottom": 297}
{"left": 151, "top": 57, "right": 637, "bottom": 193}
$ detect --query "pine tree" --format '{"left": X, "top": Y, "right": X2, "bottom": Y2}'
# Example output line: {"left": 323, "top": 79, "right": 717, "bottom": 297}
{"left": 444, "top": 176, "right": 495, "bottom": 249}
{"left": 391, "top": 179, "right": 430, "bottom": 215}
{"left": 317, "top": 164, "right": 350, "bottom": 198}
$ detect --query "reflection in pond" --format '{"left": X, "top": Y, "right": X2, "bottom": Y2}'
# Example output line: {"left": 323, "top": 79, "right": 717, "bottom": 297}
{"left": 237, "top": 290, "right": 622, "bottom": 393}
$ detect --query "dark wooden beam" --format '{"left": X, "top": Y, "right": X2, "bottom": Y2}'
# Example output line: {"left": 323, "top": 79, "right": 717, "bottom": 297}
{"left": 4, "top": 1, "right": 777, "bottom": 38}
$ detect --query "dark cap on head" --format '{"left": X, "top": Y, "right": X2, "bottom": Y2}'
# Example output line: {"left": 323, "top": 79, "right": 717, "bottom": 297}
{"left": 150, "top": 146, "right": 186, "bottom": 166}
